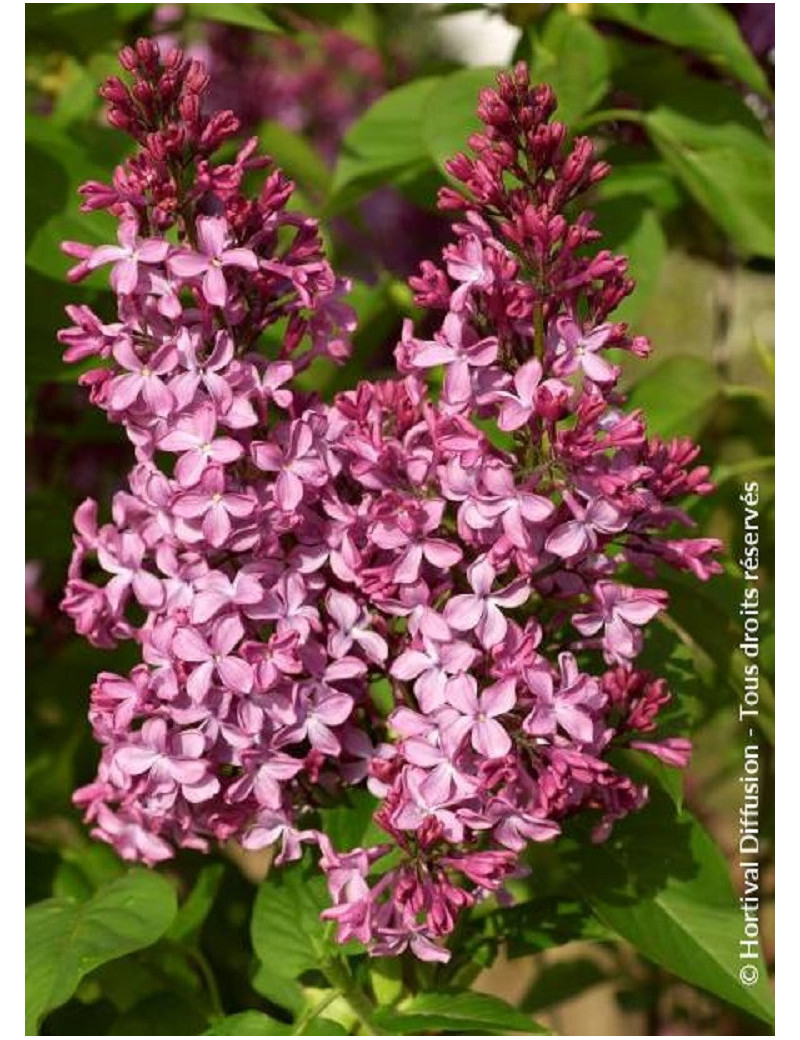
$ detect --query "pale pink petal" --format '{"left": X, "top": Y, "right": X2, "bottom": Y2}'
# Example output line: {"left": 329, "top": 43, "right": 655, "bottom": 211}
{"left": 159, "top": 428, "right": 200, "bottom": 453}
{"left": 615, "top": 598, "right": 663, "bottom": 625}
{"left": 214, "top": 616, "right": 244, "bottom": 655}
{"left": 444, "top": 594, "right": 484, "bottom": 631}
{"left": 402, "top": 739, "right": 443, "bottom": 768}
{"left": 423, "top": 539, "right": 462, "bottom": 567}
{"left": 222, "top": 493, "right": 253, "bottom": 518}
{"left": 275, "top": 469, "right": 303, "bottom": 511}
{"left": 172, "top": 493, "right": 209, "bottom": 519}
{"left": 473, "top": 717, "right": 511, "bottom": 758}
{"left": 168, "top": 252, "right": 210, "bottom": 279}
{"left": 419, "top": 763, "right": 456, "bottom": 806}
{"left": 572, "top": 611, "right": 604, "bottom": 636}
{"left": 356, "top": 629, "right": 388, "bottom": 664}
{"left": 307, "top": 718, "right": 340, "bottom": 756}
{"left": 556, "top": 703, "right": 594, "bottom": 743}
{"left": 581, "top": 350, "right": 617, "bottom": 383}
{"left": 441, "top": 715, "right": 475, "bottom": 754}
{"left": 173, "top": 628, "right": 211, "bottom": 662}
{"left": 446, "top": 676, "right": 479, "bottom": 715}
{"left": 167, "top": 759, "right": 207, "bottom": 785}
{"left": 498, "top": 399, "right": 532, "bottom": 431}
{"left": 492, "top": 578, "right": 529, "bottom": 609}
{"left": 443, "top": 358, "right": 472, "bottom": 405}
{"left": 87, "top": 244, "right": 127, "bottom": 269}
{"left": 114, "top": 746, "right": 159, "bottom": 775}
{"left": 208, "top": 438, "right": 243, "bottom": 465}
{"left": 483, "top": 678, "right": 516, "bottom": 717}
{"left": 391, "top": 650, "right": 433, "bottom": 682}
{"left": 581, "top": 324, "right": 613, "bottom": 351}
{"left": 112, "top": 257, "right": 139, "bottom": 295}
{"left": 107, "top": 373, "right": 143, "bottom": 411}
{"left": 478, "top": 602, "right": 507, "bottom": 648}
{"left": 131, "top": 570, "right": 164, "bottom": 608}
{"left": 217, "top": 656, "right": 253, "bottom": 694}
{"left": 175, "top": 451, "right": 207, "bottom": 487}
{"left": 415, "top": 670, "right": 449, "bottom": 712}
{"left": 191, "top": 594, "right": 228, "bottom": 624}
{"left": 183, "top": 775, "right": 221, "bottom": 803}
{"left": 186, "top": 660, "right": 214, "bottom": 701}
{"left": 197, "top": 216, "right": 228, "bottom": 257}
{"left": 326, "top": 589, "right": 359, "bottom": 631}
{"left": 545, "top": 520, "right": 592, "bottom": 558}
{"left": 413, "top": 343, "right": 456, "bottom": 367}
{"left": 141, "top": 376, "right": 174, "bottom": 417}
{"left": 221, "top": 247, "right": 259, "bottom": 271}
{"left": 394, "top": 544, "right": 424, "bottom": 584}
{"left": 203, "top": 266, "right": 228, "bottom": 307}
{"left": 137, "top": 240, "right": 170, "bottom": 263}
{"left": 203, "top": 503, "right": 231, "bottom": 547}
{"left": 315, "top": 692, "right": 354, "bottom": 726}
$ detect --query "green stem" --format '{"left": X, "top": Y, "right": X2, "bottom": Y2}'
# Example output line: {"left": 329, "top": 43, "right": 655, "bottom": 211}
{"left": 533, "top": 302, "right": 545, "bottom": 360}
{"left": 574, "top": 107, "right": 646, "bottom": 132}
{"left": 322, "top": 956, "right": 384, "bottom": 1036}
{"left": 185, "top": 945, "right": 224, "bottom": 1020}
{"left": 712, "top": 455, "right": 775, "bottom": 485}
{"left": 291, "top": 990, "right": 339, "bottom": 1036}
{"left": 720, "top": 383, "right": 774, "bottom": 407}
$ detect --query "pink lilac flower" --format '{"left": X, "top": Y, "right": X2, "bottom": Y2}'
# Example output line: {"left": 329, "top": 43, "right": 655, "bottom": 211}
{"left": 173, "top": 616, "right": 254, "bottom": 699}
{"left": 87, "top": 219, "right": 169, "bottom": 294}
{"left": 550, "top": 315, "right": 618, "bottom": 383}
{"left": 445, "top": 556, "right": 529, "bottom": 648}
{"left": 169, "top": 216, "right": 258, "bottom": 307}
{"left": 172, "top": 466, "right": 253, "bottom": 547}
{"left": 440, "top": 676, "right": 516, "bottom": 758}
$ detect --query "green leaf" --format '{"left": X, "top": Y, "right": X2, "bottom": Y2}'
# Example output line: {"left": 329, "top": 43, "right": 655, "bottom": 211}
{"left": 319, "top": 789, "right": 384, "bottom": 851}
{"left": 595, "top": 155, "right": 682, "bottom": 213}
{"left": 167, "top": 863, "right": 226, "bottom": 943}
{"left": 376, "top": 991, "right": 552, "bottom": 1035}
{"left": 25, "top": 869, "right": 178, "bottom": 1034}
{"left": 52, "top": 842, "right": 127, "bottom": 902}
{"left": 594, "top": 198, "right": 666, "bottom": 323}
{"left": 328, "top": 77, "right": 442, "bottom": 213}
{"left": 257, "top": 121, "right": 331, "bottom": 202}
{"left": 423, "top": 67, "right": 501, "bottom": 177}
{"left": 300, "top": 1017, "right": 348, "bottom": 1035}
{"left": 205, "top": 1011, "right": 290, "bottom": 1035}
{"left": 251, "top": 858, "right": 332, "bottom": 983}
{"left": 26, "top": 268, "right": 115, "bottom": 394}
{"left": 594, "top": 50, "right": 774, "bottom": 257}
{"left": 595, "top": 3, "right": 770, "bottom": 96}
{"left": 645, "top": 102, "right": 774, "bottom": 259}
{"left": 525, "top": 10, "right": 610, "bottom": 125}
{"left": 26, "top": 115, "right": 117, "bottom": 281}
{"left": 49, "top": 52, "right": 121, "bottom": 127}
{"left": 572, "top": 794, "right": 774, "bottom": 1024}
{"left": 655, "top": 568, "right": 775, "bottom": 742}
{"left": 627, "top": 355, "right": 721, "bottom": 439}
{"left": 521, "top": 957, "right": 607, "bottom": 1013}
{"left": 109, "top": 993, "right": 209, "bottom": 1035}
{"left": 609, "top": 747, "right": 685, "bottom": 811}
{"left": 189, "top": 3, "right": 281, "bottom": 33}
{"left": 473, "top": 895, "right": 611, "bottom": 962}
{"left": 26, "top": 4, "right": 146, "bottom": 59}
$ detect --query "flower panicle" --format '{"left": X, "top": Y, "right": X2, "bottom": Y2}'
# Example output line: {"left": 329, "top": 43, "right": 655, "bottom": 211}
{"left": 60, "top": 49, "right": 720, "bottom": 965}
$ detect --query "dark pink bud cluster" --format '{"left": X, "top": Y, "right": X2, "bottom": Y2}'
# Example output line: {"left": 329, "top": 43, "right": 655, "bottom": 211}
{"left": 61, "top": 49, "right": 721, "bottom": 964}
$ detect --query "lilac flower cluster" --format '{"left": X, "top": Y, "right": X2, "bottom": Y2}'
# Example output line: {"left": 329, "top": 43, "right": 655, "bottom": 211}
{"left": 61, "top": 47, "right": 720, "bottom": 963}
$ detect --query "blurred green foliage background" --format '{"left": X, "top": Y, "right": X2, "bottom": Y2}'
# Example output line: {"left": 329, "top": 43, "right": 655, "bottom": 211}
{"left": 26, "top": 4, "right": 774, "bottom": 1035}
